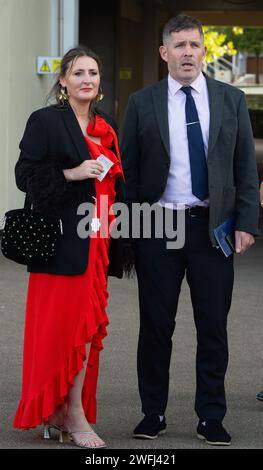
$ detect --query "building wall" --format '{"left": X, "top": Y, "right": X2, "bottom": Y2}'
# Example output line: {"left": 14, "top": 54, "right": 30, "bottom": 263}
{"left": 0, "top": 0, "right": 53, "bottom": 217}
{"left": 185, "top": 10, "right": 263, "bottom": 26}
{"left": 117, "top": 3, "right": 144, "bottom": 128}
{"left": 247, "top": 57, "right": 263, "bottom": 84}
{"left": 79, "top": 0, "right": 118, "bottom": 118}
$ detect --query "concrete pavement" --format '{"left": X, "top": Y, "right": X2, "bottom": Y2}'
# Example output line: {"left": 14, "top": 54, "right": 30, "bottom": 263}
{"left": 0, "top": 238, "right": 263, "bottom": 450}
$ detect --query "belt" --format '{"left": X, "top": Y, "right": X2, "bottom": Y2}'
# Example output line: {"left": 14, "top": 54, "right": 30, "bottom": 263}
{"left": 184, "top": 206, "right": 209, "bottom": 217}
{"left": 164, "top": 205, "right": 209, "bottom": 217}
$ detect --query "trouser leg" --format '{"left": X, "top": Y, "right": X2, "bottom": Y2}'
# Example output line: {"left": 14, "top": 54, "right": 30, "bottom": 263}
{"left": 135, "top": 236, "right": 186, "bottom": 415}
{"left": 185, "top": 216, "right": 234, "bottom": 421}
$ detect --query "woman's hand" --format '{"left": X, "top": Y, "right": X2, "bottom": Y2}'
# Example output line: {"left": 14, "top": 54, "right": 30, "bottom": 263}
{"left": 63, "top": 160, "right": 103, "bottom": 181}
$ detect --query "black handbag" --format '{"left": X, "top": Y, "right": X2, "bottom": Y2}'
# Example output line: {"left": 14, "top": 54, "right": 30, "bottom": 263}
{"left": 0, "top": 207, "right": 62, "bottom": 265}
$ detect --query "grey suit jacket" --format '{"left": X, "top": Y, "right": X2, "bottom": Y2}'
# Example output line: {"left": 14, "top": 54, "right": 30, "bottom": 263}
{"left": 121, "top": 74, "right": 259, "bottom": 244}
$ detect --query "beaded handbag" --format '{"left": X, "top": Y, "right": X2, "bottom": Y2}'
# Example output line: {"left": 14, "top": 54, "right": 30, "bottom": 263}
{"left": 0, "top": 207, "right": 63, "bottom": 265}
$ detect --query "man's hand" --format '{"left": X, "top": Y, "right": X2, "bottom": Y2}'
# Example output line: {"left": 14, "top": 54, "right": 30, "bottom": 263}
{"left": 235, "top": 231, "right": 255, "bottom": 255}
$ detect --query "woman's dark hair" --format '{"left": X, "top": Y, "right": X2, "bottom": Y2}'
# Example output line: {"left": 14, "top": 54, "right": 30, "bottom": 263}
{"left": 47, "top": 45, "right": 102, "bottom": 120}
{"left": 163, "top": 15, "right": 204, "bottom": 44}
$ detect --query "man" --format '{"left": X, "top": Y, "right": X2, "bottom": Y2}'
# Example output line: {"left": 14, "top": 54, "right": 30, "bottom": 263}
{"left": 121, "top": 15, "right": 259, "bottom": 446}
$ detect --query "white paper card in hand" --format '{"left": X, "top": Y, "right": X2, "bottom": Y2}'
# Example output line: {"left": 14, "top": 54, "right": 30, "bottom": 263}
{"left": 96, "top": 154, "right": 114, "bottom": 181}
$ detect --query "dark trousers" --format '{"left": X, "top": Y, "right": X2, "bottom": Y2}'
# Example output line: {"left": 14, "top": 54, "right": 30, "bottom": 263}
{"left": 135, "top": 211, "right": 234, "bottom": 421}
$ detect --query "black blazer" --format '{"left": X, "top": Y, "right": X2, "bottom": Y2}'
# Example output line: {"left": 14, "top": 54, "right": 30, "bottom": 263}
{"left": 120, "top": 74, "right": 259, "bottom": 244}
{"left": 15, "top": 103, "right": 124, "bottom": 277}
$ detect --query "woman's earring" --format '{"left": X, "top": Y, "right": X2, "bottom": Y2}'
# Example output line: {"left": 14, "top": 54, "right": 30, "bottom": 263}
{"left": 96, "top": 87, "right": 104, "bottom": 102}
{"left": 58, "top": 86, "right": 69, "bottom": 104}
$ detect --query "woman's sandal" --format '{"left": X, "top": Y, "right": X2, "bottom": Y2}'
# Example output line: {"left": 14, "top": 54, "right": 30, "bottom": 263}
{"left": 43, "top": 422, "right": 65, "bottom": 439}
{"left": 59, "top": 430, "right": 107, "bottom": 448}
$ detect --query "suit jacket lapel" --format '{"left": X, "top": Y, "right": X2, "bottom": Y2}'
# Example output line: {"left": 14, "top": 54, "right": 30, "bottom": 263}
{"left": 205, "top": 74, "right": 224, "bottom": 159}
{"left": 60, "top": 103, "right": 91, "bottom": 163}
{"left": 152, "top": 78, "right": 170, "bottom": 160}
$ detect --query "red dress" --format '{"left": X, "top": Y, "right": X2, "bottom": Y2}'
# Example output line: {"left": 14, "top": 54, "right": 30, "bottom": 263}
{"left": 14, "top": 115, "right": 123, "bottom": 429}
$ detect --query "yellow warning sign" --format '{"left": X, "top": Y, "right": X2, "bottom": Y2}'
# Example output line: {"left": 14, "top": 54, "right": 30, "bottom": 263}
{"left": 119, "top": 67, "right": 132, "bottom": 80}
{"left": 37, "top": 56, "right": 62, "bottom": 75}
{"left": 52, "top": 59, "right": 61, "bottom": 73}
{"left": 40, "top": 60, "right": 50, "bottom": 73}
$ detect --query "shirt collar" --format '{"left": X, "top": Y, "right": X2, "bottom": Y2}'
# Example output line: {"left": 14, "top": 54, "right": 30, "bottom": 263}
{"left": 168, "top": 72, "right": 205, "bottom": 96}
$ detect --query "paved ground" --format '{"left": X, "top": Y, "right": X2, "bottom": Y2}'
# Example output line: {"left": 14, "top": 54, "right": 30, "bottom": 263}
{"left": 0, "top": 237, "right": 262, "bottom": 450}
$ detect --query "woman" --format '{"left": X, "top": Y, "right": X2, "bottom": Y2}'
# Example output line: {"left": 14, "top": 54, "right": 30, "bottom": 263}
{"left": 14, "top": 46, "right": 124, "bottom": 448}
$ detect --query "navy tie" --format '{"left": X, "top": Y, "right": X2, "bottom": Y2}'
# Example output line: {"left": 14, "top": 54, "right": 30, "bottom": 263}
{"left": 181, "top": 86, "right": 208, "bottom": 201}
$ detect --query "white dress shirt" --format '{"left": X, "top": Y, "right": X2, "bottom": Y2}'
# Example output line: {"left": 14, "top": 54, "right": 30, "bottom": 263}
{"left": 158, "top": 72, "right": 210, "bottom": 208}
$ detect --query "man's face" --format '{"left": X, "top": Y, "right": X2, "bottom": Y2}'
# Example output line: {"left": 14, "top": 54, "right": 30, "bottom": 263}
{"left": 159, "top": 29, "right": 206, "bottom": 85}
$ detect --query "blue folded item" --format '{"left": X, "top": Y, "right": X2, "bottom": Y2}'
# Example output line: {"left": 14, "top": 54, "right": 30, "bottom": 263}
{"left": 213, "top": 216, "right": 236, "bottom": 257}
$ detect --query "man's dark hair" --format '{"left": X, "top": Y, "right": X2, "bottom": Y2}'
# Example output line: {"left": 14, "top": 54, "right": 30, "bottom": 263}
{"left": 163, "top": 15, "right": 204, "bottom": 43}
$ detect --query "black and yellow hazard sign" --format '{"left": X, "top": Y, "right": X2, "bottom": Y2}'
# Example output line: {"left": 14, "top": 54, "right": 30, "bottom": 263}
{"left": 40, "top": 60, "right": 51, "bottom": 73}
{"left": 37, "top": 56, "right": 61, "bottom": 75}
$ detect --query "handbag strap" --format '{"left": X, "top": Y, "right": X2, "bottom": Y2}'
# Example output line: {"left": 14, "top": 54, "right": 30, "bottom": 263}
{"left": 0, "top": 215, "right": 6, "bottom": 230}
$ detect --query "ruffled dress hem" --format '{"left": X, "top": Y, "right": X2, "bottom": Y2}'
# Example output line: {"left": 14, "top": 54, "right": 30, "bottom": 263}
{"left": 13, "top": 309, "right": 109, "bottom": 428}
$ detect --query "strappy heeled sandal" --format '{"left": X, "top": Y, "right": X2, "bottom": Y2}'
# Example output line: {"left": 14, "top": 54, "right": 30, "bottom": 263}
{"left": 59, "top": 430, "right": 107, "bottom": 448}
{"left": 43, "top": 422, "right": 65, "bottom": 440}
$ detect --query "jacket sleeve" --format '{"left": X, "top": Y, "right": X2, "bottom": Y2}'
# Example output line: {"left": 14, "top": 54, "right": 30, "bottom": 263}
{"left": 15, "top": 111, "right": 73, "bottom": 214}
{"left": 120, "top": 95, "right": 140, "bottom": 205}
{"left": 234, "top": 93, "right": 260, "bottom": 235}
{"left": 119, "top": 95, "right": 141, "bottom": 277}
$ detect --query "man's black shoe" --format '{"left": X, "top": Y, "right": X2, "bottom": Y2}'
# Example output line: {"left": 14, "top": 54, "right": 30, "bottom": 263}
{"left": 257, "top": 390, "right": 263, "bottom": 401}
{"left": 133, "top": 415, "right": 167, "bottom": 439}
{"left": 197, "top": 419, "right": 231, "bottom": 446}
